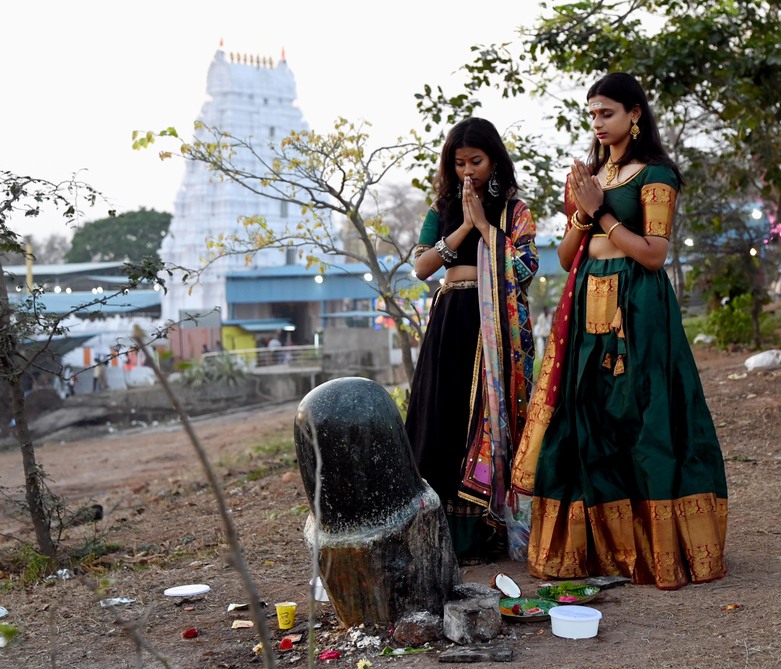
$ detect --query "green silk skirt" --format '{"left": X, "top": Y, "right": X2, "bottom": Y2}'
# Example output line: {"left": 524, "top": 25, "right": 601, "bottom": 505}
{"left": 529, "top": 256, "right": 728, "bottom": 589}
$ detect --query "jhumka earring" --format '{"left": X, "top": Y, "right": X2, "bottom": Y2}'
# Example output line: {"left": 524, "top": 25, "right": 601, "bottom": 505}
{"left": 457, "top": 183, "right": 463, "bottom": 199}
{"left": 488, "top": 170, "right": 500, "bottom": 197}
{"left": 630, "top": 121, "right": 640, "bottom": 140}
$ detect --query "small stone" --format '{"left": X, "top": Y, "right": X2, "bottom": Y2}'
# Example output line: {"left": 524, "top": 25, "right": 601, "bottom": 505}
{"left": 439, "top": 644, "right": 514, "bottom": 663}
{"left": 583, "top": 575, "right": 630, "bottom": 589}
{"left": 393, "top": 611, "right": 443, "bottom": 645}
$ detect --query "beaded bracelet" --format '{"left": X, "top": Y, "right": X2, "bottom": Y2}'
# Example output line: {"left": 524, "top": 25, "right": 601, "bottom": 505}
{"left": 434, "top": 237, "right": 458, "bottom": 262}
{"left": 570, "top": 210, "right": 593, "bottom": 231}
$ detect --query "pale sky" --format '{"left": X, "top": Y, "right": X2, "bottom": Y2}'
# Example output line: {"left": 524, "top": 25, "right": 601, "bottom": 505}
{"left": 4, "top": 0, "right": 568, "bottom": 242}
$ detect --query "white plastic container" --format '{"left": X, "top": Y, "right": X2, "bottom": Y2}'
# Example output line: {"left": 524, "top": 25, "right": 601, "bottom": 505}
{"left": 549, "top": 605, "right": 602, "bottom": 639}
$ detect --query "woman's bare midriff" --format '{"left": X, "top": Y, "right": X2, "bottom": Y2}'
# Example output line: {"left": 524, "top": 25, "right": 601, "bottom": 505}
{"left": 589, "top": 236, "right": 626, "bottom": 260}
{"left": 445, "top": 266, "right": 478, "bottom": 283}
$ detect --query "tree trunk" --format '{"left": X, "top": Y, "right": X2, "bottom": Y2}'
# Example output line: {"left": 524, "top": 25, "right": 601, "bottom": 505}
{"left": 396, "top": 325, "right": 416, "bottom": 386}
{"left": 751, "top": 294, "right": 763, "bottom": 350}
{"left": 0, "top": 266, "right": 58, "bottom": 559}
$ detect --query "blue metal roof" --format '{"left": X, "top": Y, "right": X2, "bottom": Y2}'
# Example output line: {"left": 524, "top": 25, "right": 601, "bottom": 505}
{"left": 9, "top": 289, "right": 161, "bottom": 315}
{"left": 226, "top": 262, "right": 411, "bottom": 304}
{"left": 5, "top": 261, "right": 126, "bottom": 276}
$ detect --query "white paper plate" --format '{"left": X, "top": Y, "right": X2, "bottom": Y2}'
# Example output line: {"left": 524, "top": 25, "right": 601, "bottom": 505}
{"left": 163, "top": 584, "right": 211, "bottom": 597}
{"left": 0, "top": 606, "right": 8, "bottom": 618}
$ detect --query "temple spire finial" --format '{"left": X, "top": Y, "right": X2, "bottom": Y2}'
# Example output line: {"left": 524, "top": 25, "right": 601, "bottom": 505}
{"left": 281, "top": 47, "right": 286, "bottom": 62}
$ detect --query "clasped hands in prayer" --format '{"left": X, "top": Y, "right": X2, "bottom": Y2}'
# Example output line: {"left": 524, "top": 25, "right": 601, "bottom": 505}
{"left": 462, "top": 176, "right": 489, "bottom": 235}
{"left": 570, "top": 159, "right": 603, "bottom": 220}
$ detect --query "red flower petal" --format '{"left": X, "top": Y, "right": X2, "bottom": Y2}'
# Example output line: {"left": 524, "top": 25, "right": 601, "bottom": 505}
{"left": 319, "top": 649, "right": 341, "bottom": 660}
{"left": 279, "top": 638, "right": 294, "bottom": 651}
{"left": 182, "top": 627, "right": 199, "bottom": 639}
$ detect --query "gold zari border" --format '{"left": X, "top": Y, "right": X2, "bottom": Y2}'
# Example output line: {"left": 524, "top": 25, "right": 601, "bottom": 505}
{"left": 527, "top": 493, "right": 728, "bottom": 589}
{"left": 641, "top": 183, "right": 677, "bottom": 239}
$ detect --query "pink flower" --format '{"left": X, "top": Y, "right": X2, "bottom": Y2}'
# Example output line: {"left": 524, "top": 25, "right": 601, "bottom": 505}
{"left": 558, "top": 595, "right": 579, "bottom": 603}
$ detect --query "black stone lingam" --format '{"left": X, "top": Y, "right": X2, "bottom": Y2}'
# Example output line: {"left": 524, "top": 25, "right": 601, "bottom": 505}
{"left": 295, "top": 377, "right": 460, "bottom": 625}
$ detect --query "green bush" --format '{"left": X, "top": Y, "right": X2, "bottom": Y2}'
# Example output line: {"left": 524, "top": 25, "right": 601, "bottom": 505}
{"left": 179, "top": 353, "right": 247, "bottom": 388}
{"left": 705, "top": 294, "right": 755, "bottom": 349}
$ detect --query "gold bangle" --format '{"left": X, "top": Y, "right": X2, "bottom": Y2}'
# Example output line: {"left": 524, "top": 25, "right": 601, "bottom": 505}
{"left": 606, "top": 221, "right": 622, "bottom": 239}
{"left": 570, "top": 210, "right": 593, "bottom": 231}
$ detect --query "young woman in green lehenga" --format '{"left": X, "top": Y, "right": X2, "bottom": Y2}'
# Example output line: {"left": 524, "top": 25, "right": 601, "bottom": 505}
{"left": 511, "top": 73, "right": 728, "bottom": 589}
{"left": 406, "top": 118, "right": 539, "bottom": 563}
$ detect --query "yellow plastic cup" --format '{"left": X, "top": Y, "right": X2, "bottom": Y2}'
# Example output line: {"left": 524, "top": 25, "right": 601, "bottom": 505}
{"left": 275, "top": 601, "right": 297, "bottom": 630}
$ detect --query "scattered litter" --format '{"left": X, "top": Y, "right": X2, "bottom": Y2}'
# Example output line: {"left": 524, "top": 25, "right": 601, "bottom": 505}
{"left": 45, "top": 569, "right": 74, "bottom": 582}
{"left": 357, "top": 659, "right": 373, "bottom": 669}
{"left": 0, "top": 606, "right": 7, "bottom": 618}
{"left": 310, "top": 576, "right": 329, "bottom": 602}
{"left": 227, "top": 602, "right": 248, "bottom": 612}
{"left": 253, "top": 642, "right": 263, "bottom": 655}
{"left": 182, "top": 627, "right": 199, "bottom": 638}
{"left": 164, "top": 584, "right": 211, "bottom": 597}
{"left": 347, "top": 626, "right": 382, "bottom": 649}
{"left": 722, "top": 603, "right": 743, "bottom": 612}
{"left": 693, "top": 333, "right": 715, "bottom": 345}
{"left": 319, "top": 650, "right": 341, "bottom": 661}
{"left": 100, "top": 598, "right": 136, "bottom": 608}
{"left": 231, "top": 619, "right": 254, "bottom": 629}
{"left": 283, "top": 634, "right": 302, "bottom": 643}
{"left": 727, "top": 372, "right": 747, "bottom": 380}
{"left": 279, "top": 637, "right": 294, "bottom": 651}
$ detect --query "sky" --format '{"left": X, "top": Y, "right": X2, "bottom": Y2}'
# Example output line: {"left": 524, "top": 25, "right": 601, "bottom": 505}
{"left": 4, "top": 0, "right": 570, "bottom": 242}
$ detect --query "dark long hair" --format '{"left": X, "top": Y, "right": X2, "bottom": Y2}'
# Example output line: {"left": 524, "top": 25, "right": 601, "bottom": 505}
{"left": 586, "top": 72, "right": 683, "bottom": 185}
{"left": 434, "top": 117, "right": 519, "bottom": 223}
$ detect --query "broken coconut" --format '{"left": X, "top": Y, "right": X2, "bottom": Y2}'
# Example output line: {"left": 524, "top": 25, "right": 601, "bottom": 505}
{"left": 490, "top": 573, "right": 521, "bottom": 599}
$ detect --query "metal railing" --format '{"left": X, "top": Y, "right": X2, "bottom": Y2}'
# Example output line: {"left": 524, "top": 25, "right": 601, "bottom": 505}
{"left": 203, "top": 344, "right": 323, "bottom": 372}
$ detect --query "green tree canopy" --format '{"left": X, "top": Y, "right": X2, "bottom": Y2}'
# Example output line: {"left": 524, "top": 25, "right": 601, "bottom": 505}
{"left": 65, "top": 208, "right": 171, "bottom": 264}
{"left": 416, "top": 0, "right": 780, "bottom": 346}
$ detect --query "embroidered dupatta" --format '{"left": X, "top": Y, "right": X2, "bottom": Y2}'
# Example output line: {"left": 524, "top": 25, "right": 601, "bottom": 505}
{"left": 460, "top": 199, "right": 538, "bottom": 522}
{"left": 510, "top": 176, "right": 588, "bottom": 496}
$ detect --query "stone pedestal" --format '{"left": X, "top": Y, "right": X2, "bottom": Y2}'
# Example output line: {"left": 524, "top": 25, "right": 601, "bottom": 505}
{"left": 295, "top": 377, "right": 460, "bottom": 626}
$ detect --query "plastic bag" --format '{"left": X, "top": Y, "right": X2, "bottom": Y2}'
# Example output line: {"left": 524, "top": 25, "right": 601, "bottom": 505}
{"left": 505, "top": 492, "right": 532, "bottom": 561}
{"left": 744, "top": 350, "right": 781, "bottom": 372}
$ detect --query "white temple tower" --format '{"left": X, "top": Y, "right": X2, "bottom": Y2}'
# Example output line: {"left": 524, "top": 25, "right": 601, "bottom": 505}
{"left": 159, "top": 47, "right": 308, "bottom": 324}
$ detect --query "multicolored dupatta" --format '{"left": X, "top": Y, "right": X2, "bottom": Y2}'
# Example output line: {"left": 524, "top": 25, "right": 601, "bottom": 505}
{"left": 460, "top": 200, "right": 537, "bottom": 522}
{"left": 510, "top": 176, "right": 588, "bottom": 497}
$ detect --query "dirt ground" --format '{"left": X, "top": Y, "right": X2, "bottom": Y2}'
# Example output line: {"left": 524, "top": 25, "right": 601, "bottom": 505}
{"left": 0, "top": 345, "right": 780, "bottom": 669}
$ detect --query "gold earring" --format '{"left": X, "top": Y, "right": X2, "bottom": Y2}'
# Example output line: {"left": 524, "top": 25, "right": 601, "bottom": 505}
{"left": 630, "top": 121, "right": 640, "bottom": 140}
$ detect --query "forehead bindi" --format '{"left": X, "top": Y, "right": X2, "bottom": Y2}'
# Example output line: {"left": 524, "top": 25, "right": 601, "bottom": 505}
{"left": 588, "top": 96, "right": 621, "bottom": 114}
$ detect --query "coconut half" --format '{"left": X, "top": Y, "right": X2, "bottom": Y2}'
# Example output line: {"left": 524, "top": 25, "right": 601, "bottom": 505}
{"left": 490, "top": 572, "right": 521, "bottom": 598}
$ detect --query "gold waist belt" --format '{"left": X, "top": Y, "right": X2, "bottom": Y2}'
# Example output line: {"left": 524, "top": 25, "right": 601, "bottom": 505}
{"left": 440, "top": 280, "right": 478, "bottom": 294}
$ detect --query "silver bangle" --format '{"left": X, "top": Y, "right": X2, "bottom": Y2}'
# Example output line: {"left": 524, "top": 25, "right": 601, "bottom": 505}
{"left": 434, "top": 237, "right": 457, "bottom": 262}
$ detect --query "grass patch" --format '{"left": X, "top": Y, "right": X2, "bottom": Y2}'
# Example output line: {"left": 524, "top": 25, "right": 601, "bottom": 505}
{"left": 251, "top": 428, "right": 296, "bottom": 457}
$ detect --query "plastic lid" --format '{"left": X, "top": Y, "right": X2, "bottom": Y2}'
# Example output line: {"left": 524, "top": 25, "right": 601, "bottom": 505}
{"left": 163, "top": 584, "right": 211, "bottom": 597}
{"left": 548, "top": 605, "right": 602, "bottom": 621}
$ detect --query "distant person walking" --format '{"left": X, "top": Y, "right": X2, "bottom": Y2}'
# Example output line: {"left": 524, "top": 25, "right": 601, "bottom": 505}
{"left": 533, "top": 305, "right": 552, "bottom": 358}
{"left": 93, "top": 356, "right": 108, "bottom": 392}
